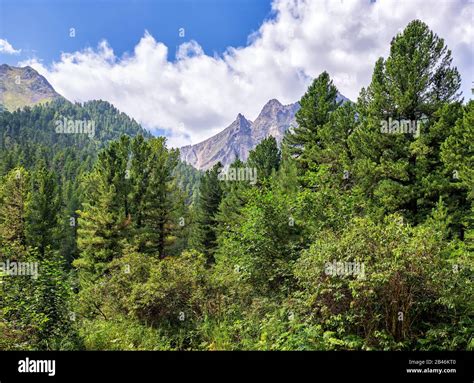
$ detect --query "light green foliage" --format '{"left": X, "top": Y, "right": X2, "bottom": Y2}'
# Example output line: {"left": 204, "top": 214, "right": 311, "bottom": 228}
{"left": 216, "top": 187, "right": 301, "bottom": 296}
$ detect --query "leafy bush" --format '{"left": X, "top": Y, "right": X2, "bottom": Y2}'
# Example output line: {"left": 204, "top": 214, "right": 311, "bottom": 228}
{"left": 293, "top": 213, "right": 473, "bottom": 350}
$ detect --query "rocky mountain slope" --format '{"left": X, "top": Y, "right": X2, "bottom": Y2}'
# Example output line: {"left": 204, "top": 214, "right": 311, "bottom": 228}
{"left": 0, "top": 64, "right": 64, "bottom": 111}
{"left": 180, "top": 99, "right": 300, "bottom": 170}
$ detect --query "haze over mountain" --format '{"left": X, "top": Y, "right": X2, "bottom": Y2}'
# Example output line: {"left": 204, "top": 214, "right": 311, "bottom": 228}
{"left": 0, "top": 64, "right": 64, "bottom": 112}
{"left": 180, "top": 94, "right": 349, "bottom": 170}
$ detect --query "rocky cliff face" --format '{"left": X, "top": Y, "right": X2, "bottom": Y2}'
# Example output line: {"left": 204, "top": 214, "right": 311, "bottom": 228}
{"left": 179, "top": 113, "right": 255, "bottom": 170}
{"left": 251, "top": 99, "right": 300, "bottom": 144}
{"left": 180, "top": 99, "right": 300, "bottom": 170}
{"left": 0, "top": 64, "right": 64, "bottom": 111}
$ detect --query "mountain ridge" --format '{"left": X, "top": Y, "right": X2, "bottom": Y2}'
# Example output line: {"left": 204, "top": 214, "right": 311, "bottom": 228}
{"left": 180, "top": 93, "right": 349, "bottom": 170}
{"left": 179, "top": 99, "right": 302, "bottom": 170}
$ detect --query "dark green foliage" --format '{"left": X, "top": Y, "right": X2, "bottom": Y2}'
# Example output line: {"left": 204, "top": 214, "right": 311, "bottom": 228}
{"left": 215, "top": 158, "right": 253, "bottom": 240}
{"left": 247, "top": 136, "right": 281, "bottom": 181}
{"left": 173, "top": 160, "right": 201, "bottom": 206}
{"left": 284, "top": 71, "right": 341, "bottom": 173}
{"left": 190, "top": 163, "right": 223, "bottom": 262}
{"left": 0, "top": 20, "right": 472, "bottom": 351}
{"left": 0, "top": 167, "right": 80, "bottom": 350}
{"left": 26, "top": 161, "right": 61, "bottom": 257}
{"left": 349, "top": 20, "right": 464, "bottom": 226}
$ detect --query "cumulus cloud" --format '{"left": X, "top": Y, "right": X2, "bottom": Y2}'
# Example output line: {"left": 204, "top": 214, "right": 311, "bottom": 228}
{"left": 0, "top": 39, "right": 21, "bottom": 54}
{"left": 19, "top": 0, "right": 473, "bottom": 147}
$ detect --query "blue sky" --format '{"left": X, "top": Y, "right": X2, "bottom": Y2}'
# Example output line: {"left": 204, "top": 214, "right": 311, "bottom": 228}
{"left": 0, "top": 0, "right": 472, "bottom": 147}
{"left": 0, "top": 0, "right": 272, "bottom": 65}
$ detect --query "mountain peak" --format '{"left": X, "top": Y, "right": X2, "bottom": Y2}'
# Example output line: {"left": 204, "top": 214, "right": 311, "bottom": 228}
{"left": 234, "top": 113, "right": 251, "bottom": 128}
{"left": 266, "top": 98, "right": 283, "bottom": 106}
{"left": 260, "top": 99, "right": 283, "bottom": 112}
{"left": 236, "top": 112, "right": 248, "bottom": 121}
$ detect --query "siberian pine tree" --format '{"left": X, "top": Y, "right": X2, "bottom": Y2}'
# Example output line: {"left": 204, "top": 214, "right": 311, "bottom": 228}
{"left": 247, "top": 136, "right": 281, "bottom": 182}
{"left": 75, "top": 138, "right": 131, "bottom": 275}
{"left": 349, "top": 20, "right": 463, "bottom": 223}
{"left": 191, "top": 162, "right": 223, "bottom": 262}
{"left": 138, "top": 137, "right": 180, "bottom": 258}
{"left": 129, "top": 134, "right": 152, "bottom": 230}
{"left": 26, "top": 161, "right": 61, "bottom": 258}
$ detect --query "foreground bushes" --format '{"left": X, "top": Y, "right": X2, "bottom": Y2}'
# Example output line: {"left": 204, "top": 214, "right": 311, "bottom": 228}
{"left": 292, "top": 213, "right": 473, "bottom": 350}
{"left": 71, "top": 211, "right": 472, "bottom": 351}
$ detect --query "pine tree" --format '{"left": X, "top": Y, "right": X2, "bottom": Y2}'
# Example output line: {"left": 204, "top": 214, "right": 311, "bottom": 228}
{"left": 284, "top": 71, "right": 341, "bottom": 172}
{"left": 349, "top": 20, "right": 463, "bottom": 223}
{"left": 216, "top": 159, "right": 250, "bottom": 236}
{"left": 384, "top": 20, "right": 461, "bottom": 117}
{"left": 26, "top": 161, "right": 61, "bottom": 258}
{"left": 75, "top": 138, "right": 131, "bottom": 274}
{"left": 139, "top": 137, "right": 180, "bottom": 258}
{"left": 247, "top": 136, "right": 281, "bottom": 182}
{"left": 0, "top": 167, "right": 78, "bottom": 350}
{"left": 441, "top": 101, "right": 474, "bottom": 241}
{"left": 277, "top": 143, "right": 299, "bottom": 195}
{"left": 129, "top": 134, "right": 152, "bottom": 229}
{"left": 0, "top": 167, "right": 29, "bottom": 250}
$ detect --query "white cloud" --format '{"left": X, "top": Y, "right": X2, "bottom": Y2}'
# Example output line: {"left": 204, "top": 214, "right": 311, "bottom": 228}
{"left": 0, "top": 38, "right": 21, "bottom": 54}
{"left": 19, "top": 0, "right": 473, "bottom": 147}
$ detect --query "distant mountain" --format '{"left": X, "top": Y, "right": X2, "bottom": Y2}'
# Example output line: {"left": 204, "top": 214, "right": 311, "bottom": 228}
{"left": 180, "top": 94, "right": 349, "bottom": 170}
{"left": 0, "top": 64, "right": 64, "bottom": 111}
{"left": 250, "top": 99, "right": 301, "bottom": 144}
